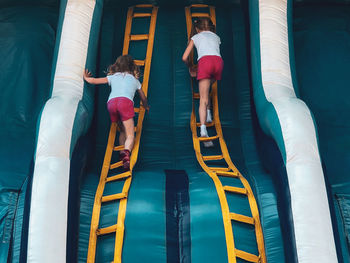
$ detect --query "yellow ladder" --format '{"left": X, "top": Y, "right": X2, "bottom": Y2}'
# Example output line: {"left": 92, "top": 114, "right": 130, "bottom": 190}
{"left": 185, "top": 5, "right": 266, "bottom": 263}
{"left": 87, "top": 4, "right": 158, "bottom": 263}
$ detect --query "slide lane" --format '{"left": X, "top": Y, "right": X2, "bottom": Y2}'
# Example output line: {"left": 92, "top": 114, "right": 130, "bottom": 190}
{"left": 221, "top": 6, "right": 285, "bottom": 262}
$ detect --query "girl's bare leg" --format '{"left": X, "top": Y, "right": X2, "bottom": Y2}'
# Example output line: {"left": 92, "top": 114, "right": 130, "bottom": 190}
{"left": 207, "top": 97, "right": 212, "bottom": 111}
{"left": 122, "top": 118, "right": 135, "bottom": 152}
{"left": 199, "top": 79, "right": 214, "bottom": 147}
{"left": 206, "top": 79, "right": 215, "bottom": 122}
{"left": 118, "top": 121, "right": 126, "bottom": 146}
{"left": 199, "top": 78, "right": 211, "bottom": 126}
{"left": 207, "top": 99, "right": 212, "bottom": 123}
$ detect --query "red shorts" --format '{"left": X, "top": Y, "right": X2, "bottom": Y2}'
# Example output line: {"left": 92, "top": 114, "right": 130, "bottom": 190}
{"left": 197, "top": 55, "right": 224, "bottom": 81}
{"left": 107, "top": 97, "right": 134, "bottom": 122}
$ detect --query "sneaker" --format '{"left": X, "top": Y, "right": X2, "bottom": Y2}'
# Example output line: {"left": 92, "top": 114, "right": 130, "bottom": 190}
{"left": 200, "top": 125, "right": 208, "bottom": 136}
{"left": 201, "top": 136, "right": 214, "bottom": 147}
{"left": 200, "top": 129, "right": 214, "bottom": 148}
{"left": 122, "top": 150, "right": 130, "bottom": 170}
{"left": 206, "top": 109, "right": 213, "bottom": 123}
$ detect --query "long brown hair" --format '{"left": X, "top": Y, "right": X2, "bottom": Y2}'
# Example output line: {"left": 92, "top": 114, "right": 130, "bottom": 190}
{"left": 191, "top": 17, "right": 216, "bottom": 37}
{"left": 107, "top": 55, "right": 140, "bottom": 78}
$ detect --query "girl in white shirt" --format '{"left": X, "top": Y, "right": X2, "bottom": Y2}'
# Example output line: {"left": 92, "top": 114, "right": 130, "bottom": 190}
{"left": 182, "top": 18, "right": 224, "bottom": 147}
{"left": 84, "top": 55, "right": 149, "bottom": 170}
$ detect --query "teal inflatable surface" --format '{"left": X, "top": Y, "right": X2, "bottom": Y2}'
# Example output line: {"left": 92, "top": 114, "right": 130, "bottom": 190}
{"left": 0, "top": 0, "right": 350, "bottom": 262}
{"left": 0, "top": 3, "right": 58, "bottom": 262}
{"left": 294, "top": 2, "right": 350, "bottom": 261}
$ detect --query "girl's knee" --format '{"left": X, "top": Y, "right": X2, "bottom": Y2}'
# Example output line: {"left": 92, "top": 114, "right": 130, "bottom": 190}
{"left": 200, "top": 99, "right": 209, "bottom": 107}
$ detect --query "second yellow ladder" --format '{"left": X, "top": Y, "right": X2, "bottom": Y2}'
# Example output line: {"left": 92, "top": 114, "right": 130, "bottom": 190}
{"left": 185, "top": 4, "right": 266, "bottom": 263}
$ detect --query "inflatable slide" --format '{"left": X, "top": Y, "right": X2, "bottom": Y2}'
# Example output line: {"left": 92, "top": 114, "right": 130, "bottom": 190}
{"left": 0, "top": 0, "right": 349, "bottom": 263}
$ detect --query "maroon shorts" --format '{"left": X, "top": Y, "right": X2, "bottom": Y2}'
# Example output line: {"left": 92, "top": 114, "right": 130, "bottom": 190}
{"left": 197, "top": 55, "right": 224, "bottom": 81}
{"left": 107, "top": 97, "right": 134, "bottom": 122}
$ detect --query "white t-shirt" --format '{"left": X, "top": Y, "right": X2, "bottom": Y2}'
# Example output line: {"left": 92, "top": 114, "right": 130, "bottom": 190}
{"left": 106, "top": 72, "right": 142, "bottom": 102}
{"left": 191, "top": 31, "right": 221, "bottom": 61}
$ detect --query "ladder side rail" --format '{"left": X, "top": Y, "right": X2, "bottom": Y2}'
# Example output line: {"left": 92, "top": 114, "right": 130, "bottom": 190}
{"left": 211, "top": 71, "right": 267, "bottom": 263}
{"left": 122, "top": 7, "right": 134, "bottom": 55}
{"left": 189, "top": 90, "right": 237, "bottom": 262}
{"left": 87, "top": 123, "right": 118, "bottom": 263}
{"left": 142, "top": 7, "right": 158, "bottom": 97}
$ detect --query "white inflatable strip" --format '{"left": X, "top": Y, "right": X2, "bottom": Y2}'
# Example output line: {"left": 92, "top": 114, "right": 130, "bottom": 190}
{"left": 27, "top": 0, "right": 96, "bottom": 262}
{"left": 259, "top": 0, "right": 338, "bottom": 262}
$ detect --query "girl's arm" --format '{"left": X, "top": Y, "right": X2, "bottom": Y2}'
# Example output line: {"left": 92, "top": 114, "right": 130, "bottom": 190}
{"left": 137, "top": 89, "right": 150, "bottom": 112}
{"left": 182, "top": 40, "right": 194, "bottom": 66}
{"left": 83, "top": 69, "right": 108, "bottom": 85}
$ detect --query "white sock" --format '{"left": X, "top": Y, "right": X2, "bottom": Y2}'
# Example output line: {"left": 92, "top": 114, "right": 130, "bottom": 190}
{"left": 206, "top": 109, "right": 212, "bottom": 122}
{"left": 200, "top": 124, "right": 208, "bottom": 137}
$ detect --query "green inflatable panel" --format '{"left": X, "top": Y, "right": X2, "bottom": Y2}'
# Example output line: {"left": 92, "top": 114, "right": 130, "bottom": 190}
{"left": 293, "top": 2, "right": 350, "bottom": 261}
{"left": 0, "top": 4, "right": 58, "bottom": 261}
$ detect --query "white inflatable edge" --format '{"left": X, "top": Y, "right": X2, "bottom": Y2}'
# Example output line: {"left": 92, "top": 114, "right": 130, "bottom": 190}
{"left": 259, "top": 0, "right": 338, "bottom": 262}
{"left": 27, "top": 0, "right": 96, "bottom": 262}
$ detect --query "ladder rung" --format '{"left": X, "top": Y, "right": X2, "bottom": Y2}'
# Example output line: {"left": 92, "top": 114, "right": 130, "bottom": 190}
{"left": 198, "top": 135, "right": 219, "bottom": 142}
{"left": 101, "top": 192, "right": 127, "bottom": 203}
{"left": 216, "top": 171, "right": 239, "bottom": 178}
{"left": 133, "top": 13, "right": 152, "bottom": 18}
{"left": 130, "top": 34, "right": 149, "bottom": 41}
{"left": 135, "top": 4, "right": 153, "bottom": 8}
{"left": 210, "top": 167, "right": 231, "bottom": 172}
{"left": 230, "top": 213, "right": 255, "bottom": 225}
{"left": 235, "top": 249, "right": 260, "bottom": 263}
{"left": 110, "top": 161, "right": 123, "bottom": 170}
{"left": 196, "top": 122, "right": 215, "bottom": 127}
{"left": 114, "top": 145, "right": 124, "bottom": 151}
{"left": 96, "top": 224, "right": 118, "bottom": 236}
{"left": 191, "top": 4, "right": 209, "bottom": 8}
{"left": 202, "top": 155, "right": 224, "bottom": 161}
{"left": 191, "top": 13, "right": 211, "bottom": 18}
{"left": 134, "top": 60, "right": 145, "bottom": 66}
{"left": 223, "top": 186, "right": 247, "bottom": 195}
{"left": 106, "top": 171, "right": 131, "bottom": 183}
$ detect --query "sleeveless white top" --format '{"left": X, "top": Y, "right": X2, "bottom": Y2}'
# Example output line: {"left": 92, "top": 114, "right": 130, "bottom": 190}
{"left": 191, "top": 31, "right": 221, "bottom": 60}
